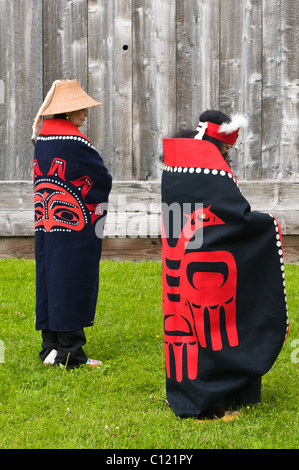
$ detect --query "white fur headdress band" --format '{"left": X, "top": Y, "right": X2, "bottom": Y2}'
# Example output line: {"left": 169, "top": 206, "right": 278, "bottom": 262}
{"left": 195, "top": 114, "right": 248, "bottom": 145}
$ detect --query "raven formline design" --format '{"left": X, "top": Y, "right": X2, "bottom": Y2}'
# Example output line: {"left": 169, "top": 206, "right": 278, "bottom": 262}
{"left": 162, "top": 205, "right": 238, "bottom": 382}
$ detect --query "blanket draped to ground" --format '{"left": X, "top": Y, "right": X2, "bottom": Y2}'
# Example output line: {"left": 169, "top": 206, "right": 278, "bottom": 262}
{"left": 34, "top": 118, "right": 112, "bottom": 332}
{"left": 161, "top": 138, "right": 289, "bottom": 418}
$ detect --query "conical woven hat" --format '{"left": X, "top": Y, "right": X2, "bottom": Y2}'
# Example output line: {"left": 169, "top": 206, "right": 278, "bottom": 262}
{"left": 41, "top": 79, "right": 101, "bottom": 115}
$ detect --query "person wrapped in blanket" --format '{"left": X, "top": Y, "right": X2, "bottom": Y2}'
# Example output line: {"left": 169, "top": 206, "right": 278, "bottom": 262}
{"left": 31, "top": 79, "right": 112, "bottom": 369}
{"left": 161, "top": 110, "right": 289, "bottom": 419}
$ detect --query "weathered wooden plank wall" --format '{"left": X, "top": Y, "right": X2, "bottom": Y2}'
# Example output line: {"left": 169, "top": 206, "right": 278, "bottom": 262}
{"left": 132, "top": 0, "right": 176, "bottom": 180}
{"left": 1, "top": 180, "right": 298, "bottom": 236}
{"left": 1, "top": 0, "right": 298, "bottom": 181}
{"left": 43, "top": 0, "right": 88, "bottom": 91}
{"left": 0, "top": 0, "right": 43, "bottom": 180}
{"left": 262, "top": 0, "right": 299, "bottom": 180}
{"left": 220, "top": 0, "right": 263, "bottom": 180}
{"left": 0, "top": 0, "right": 298, "bottom": 242}
{"left": 176, "top": 0, "right": 220, "bottom": 128}
{"left": 88, "top": 0, "right": 133, "bottom": 180}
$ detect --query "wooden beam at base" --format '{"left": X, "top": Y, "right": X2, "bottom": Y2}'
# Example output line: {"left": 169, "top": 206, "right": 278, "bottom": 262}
{"left": 0, "top": 236, "right": 298, "bottom": 264}
{"left": 102, "top": 237, "right": 162, "bottom": 261}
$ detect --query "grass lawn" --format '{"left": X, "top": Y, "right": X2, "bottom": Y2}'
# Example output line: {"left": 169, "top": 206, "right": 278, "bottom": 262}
{"left": 0, "top": 259, "right": 298, "bottom": 450}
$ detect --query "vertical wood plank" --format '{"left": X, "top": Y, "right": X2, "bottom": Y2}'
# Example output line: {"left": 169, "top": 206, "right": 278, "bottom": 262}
{"left": 219, "top": 0, "right": 244, "bottom": 179}
{"left": 241, "top": 0, "right": 263, "bottom": 180}
{"left": 176, "top": 0, "right": 220, "bottom": 130}
{"left": 220, "top": 0, "right": 263, "bottom": 180}
{"left": 43, "top": 0, "right": 88, "bottom": 88}
{"left": 88, "top": 0, "right": 133, "bottom": 180}
{"left": 0, "top": 0, "right": 298, "bottom": 190}
{"left": 42, "top": 0, "right": 88, "bottom": 132}
{"left": 279, "top": 0, "right": 299, "bottom": 179}
{"left": 132, "top": 0, "right": 176, "bottom": 180}
{"left": 0, "top": 0, "right": 43, "bottom": 180}
{"left": 262, "top": 0, "right": 283, "bottom": 179}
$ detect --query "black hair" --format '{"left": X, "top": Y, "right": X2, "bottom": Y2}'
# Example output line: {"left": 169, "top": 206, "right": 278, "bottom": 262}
{"left": 173, "top": 128, "right": 198, "bottom": 139}
{"left": 54, "top": 113, "right": 67, "bottom": 120}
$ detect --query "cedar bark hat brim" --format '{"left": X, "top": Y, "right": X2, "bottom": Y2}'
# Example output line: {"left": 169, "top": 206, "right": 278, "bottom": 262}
{"left": 41, "top": 79, "right": 101, "bottom": 115}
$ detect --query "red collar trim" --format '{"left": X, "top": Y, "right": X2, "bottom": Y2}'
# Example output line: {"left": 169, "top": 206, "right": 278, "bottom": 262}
{"left": 39, "top": 118, "right": 90, "bottom": 142}
{"left": 163, "top": 139, "right": 232, "bottom": 173}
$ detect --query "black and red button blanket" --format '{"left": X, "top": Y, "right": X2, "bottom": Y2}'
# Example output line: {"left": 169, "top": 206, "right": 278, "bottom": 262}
{"left": 34, "top": 118, "right": 112, "bottom": 332}
{"left": 161, "top": 138, "right": 289, "bottom": 418}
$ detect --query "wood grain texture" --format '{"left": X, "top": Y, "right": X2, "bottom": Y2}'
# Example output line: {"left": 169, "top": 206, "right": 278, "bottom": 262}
{"left": 42, "top": 0, "right": 88, "bottom": 90}
{"left": 279, "top": 0, "right": 299, "bottom": 179}
{"left": 88, "top": 0, "right": 133, "bottom": 180}
{"left": 0, "top": 0, "right": 43, "bottom": 180}
{"left": 0, "top": 181, "right": 298, "bottom": 236}
{"left": 0, "top": 235, "right": 298, "bottom": 264}
{"left": 219, "top": 0, "right": 263, "bottom": 180}
{"left": 132, "top": 0, "right": 176, "bottom": 180}
{"left": 0, "top": 0, "right": 298, "bottom": 240}
{"left": 176, "top": 0, "right": 220, "bottom": 129}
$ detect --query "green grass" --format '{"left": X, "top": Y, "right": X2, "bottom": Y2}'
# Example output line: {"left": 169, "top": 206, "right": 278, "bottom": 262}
{"left": 0, "top": 259, "right": 298, "bottom": 449}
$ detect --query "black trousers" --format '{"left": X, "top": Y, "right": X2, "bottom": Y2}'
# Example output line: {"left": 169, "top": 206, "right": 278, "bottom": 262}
{"left": 39, "top": 329, "right": 87, "bottom": 369}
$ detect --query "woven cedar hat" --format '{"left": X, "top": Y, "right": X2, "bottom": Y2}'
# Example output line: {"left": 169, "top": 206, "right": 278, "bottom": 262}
{"left": 41, "top": 79, "right": 101, "bottom": 115}
{"left": 31, "top": 79, "right": 101, "bottom": 142}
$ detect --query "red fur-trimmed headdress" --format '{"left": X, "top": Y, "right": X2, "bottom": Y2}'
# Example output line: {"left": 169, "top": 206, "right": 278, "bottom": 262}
{"left": 195, "top": 114, "right": 248, "bottom": 145}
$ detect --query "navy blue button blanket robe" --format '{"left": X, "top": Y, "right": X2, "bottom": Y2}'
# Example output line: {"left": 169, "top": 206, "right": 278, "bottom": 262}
{"left": 161, "top": 138, "right": 289, "bottom": 418}
{"left": 34, "top": 119, "right": 112, "bottom": 332}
